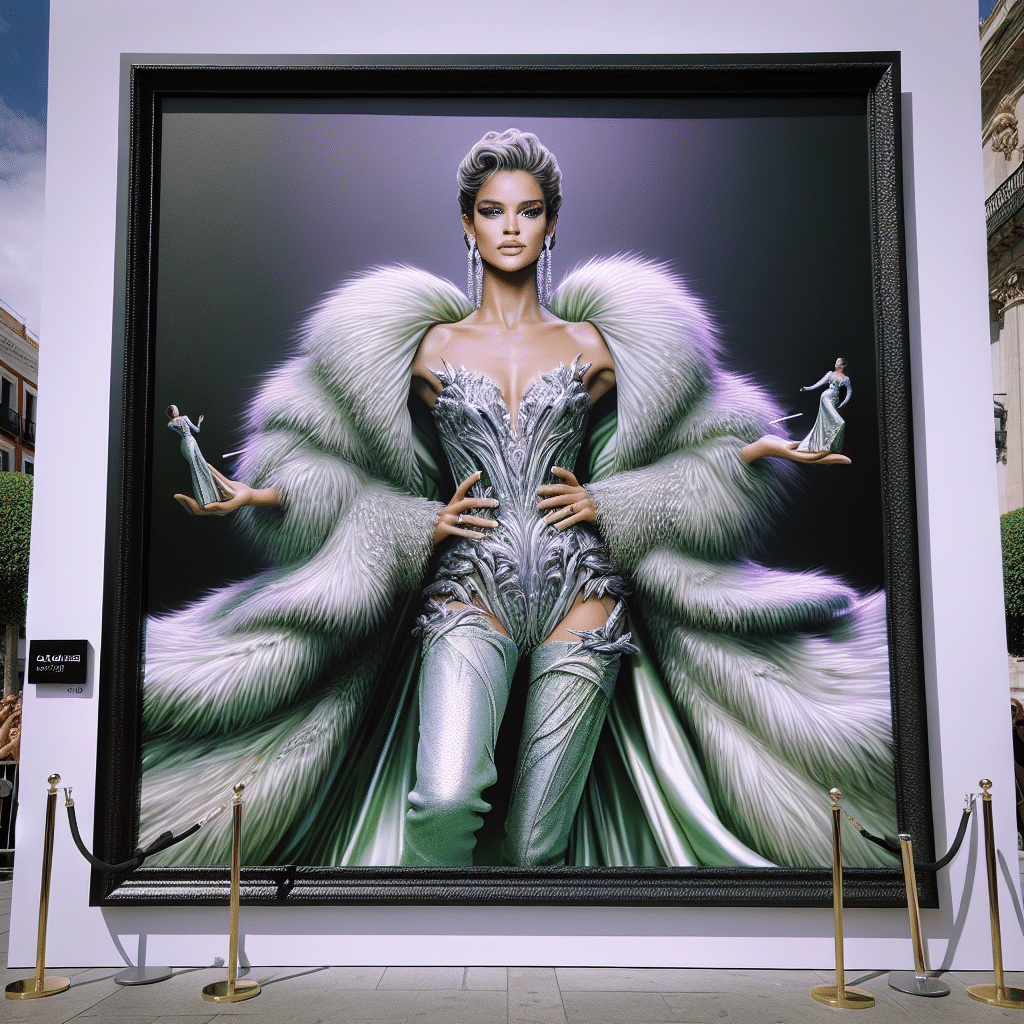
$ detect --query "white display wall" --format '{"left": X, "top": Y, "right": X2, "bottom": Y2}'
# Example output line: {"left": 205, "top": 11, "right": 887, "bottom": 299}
{"left": 11, "top": 0, "right": 1016, "bottom": 969}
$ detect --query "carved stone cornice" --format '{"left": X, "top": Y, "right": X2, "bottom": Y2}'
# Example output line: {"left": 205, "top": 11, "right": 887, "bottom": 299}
{"left": 982, "top": 3, "right": 1024, "bottom": 126}
{"left": 992, "top": 267, "right": 1024, "bottom": 312}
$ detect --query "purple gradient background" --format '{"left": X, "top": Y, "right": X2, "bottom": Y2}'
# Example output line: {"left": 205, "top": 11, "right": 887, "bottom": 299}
{"left": 149, "top": 104, "right": 879, "bottom": 613}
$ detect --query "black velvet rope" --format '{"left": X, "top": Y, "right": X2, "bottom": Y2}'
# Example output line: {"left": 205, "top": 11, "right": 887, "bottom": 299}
{"left": 851, "top": 806, "right": 973, "bottom": 872}
{"left": 65, "top": 801, "right": 201, "bottom": 873}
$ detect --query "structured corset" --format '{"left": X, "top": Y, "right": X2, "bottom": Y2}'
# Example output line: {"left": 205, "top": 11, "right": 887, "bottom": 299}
{"left": 420, "top": 357, "right": 628, "bottom": 651}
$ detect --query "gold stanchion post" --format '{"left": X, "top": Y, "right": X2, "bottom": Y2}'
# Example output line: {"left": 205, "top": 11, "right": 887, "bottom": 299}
{"left": 5, "top": 774, "right": 71, "bottom": 1000}
{"left": 202, "top": 783, "right": 260, "bottom": 1002}
{"left": 887, "top": 833, "right": 949, "bottom": 996}
{"left": 967, "top": 780, "right": 1024, "bottom": 1007}
{"left": 811, "top": 788, "right": 874, "bottom": 1009}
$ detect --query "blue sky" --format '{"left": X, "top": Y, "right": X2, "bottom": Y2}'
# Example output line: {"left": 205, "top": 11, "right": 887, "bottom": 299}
{"left": 0, "top": 2, "right": 48, "bottom": 333}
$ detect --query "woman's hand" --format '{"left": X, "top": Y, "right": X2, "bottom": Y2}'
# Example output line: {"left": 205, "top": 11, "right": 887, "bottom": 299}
{"left": 538, "top": 467, "right": 597, "bottom": 530}
{"left": 174, "top": 464, "right": 281, "bottom": 516}
{"left": 434, "top": 470, "right": 500, "bottom": 545}
{"left": 740, "top": 435, "right": 851, "bottom": 466}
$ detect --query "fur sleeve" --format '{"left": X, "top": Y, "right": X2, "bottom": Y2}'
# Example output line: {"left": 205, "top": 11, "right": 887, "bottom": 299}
{"left": 234, "top": 267, "right": 470, "bottom": 570}
{"left": 554, "top": 256, "right": 896, "bottom": 868}
{"left": 144, "top": 267, "right": 468, "bottom": 737}
{"left": 552, "top": 256, "right": 790, "bottom": 572}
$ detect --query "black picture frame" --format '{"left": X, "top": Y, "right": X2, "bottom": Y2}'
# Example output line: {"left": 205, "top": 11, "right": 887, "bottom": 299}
{"left": 96, "top": 53, "right": 928, "bottom": 908}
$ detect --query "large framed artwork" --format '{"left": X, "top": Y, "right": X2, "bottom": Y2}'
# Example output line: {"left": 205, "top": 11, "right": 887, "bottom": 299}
{"left": 96, "top": 55, "right": 927, "bottom": 907}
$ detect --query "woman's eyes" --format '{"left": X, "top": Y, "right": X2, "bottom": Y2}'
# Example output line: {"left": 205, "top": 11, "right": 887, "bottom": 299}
{"left": 476, "top": 206, "right": 544, "bottom": 218}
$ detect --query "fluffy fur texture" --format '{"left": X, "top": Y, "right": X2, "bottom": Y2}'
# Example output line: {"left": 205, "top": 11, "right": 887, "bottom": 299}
{"left": 140, "top": 256, "right": 896, "bottom": 867}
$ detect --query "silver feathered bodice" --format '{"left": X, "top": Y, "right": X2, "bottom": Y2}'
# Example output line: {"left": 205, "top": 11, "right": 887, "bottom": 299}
{"left": 421, "top": 357, "right": 627, "bottom": 651}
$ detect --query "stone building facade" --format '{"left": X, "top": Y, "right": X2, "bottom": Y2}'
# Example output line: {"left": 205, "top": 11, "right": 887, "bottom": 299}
{"left": 984, "top": 2, "right": 1024, "bottom": 708}
{"left": 0, "top": 300, "right": 37, "bottom": 477}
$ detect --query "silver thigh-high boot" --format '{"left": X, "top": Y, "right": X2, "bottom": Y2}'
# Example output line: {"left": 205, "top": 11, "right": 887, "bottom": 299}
{"left": 501, "top": 624, "right": 630, "bottom": 867}
{"left": 401, "top": 616, "right": 519, "bottom": 866}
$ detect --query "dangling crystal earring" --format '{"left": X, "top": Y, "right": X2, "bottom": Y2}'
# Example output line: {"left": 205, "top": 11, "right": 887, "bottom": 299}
{"left": 466, "top": 236, "right": 483, "bottom": 308}
{"left": 537, "top": 234, "right": 553, "bottom": 306}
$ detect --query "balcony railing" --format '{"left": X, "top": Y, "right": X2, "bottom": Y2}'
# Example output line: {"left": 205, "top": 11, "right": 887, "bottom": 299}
{"left": 0, "top": 407, "right": 34, "bottom": 446}
{"left": 0, "top": 405, "right": 19, "bottom": 436}
{"left": 987, "top": 162, "right": 1024, "bottom": 237}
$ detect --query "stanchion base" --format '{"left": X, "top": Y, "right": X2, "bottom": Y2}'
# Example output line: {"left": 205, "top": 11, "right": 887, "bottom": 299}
{"left": 811, "top": 984, "right": 874, "bottom": 1008}
{"left": 202, "top": 979, "right": 261, "bottom": 1002}
{"left": 887, "top": 971, "right": 950, "bottom": 997}
{"left": 967, "top": 983, "right": 1024, "bottom": 1007}
{"left": 5, "top": 975, "right": 72, "bottom": 999}
{"left": 115, "top": 966, "right": 174, "bottom": 986}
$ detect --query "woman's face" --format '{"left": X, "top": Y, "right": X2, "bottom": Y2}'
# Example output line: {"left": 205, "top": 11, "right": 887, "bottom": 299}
{"left": 835, "top": 359, "right": 845, "bottom": 371}
{"left": 462, "top": 170, "right": 555, "bottom": 273}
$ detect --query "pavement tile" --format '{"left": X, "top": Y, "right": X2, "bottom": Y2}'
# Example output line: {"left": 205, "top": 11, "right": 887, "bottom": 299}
{"left": 828, "top": 970, "right": 1024, "bottom": 1023}
{"left": 0, "top": 967, "right": 123, "bottom": 1024}
{"left": 556, "top": 966, "right": 817, "bottom": 994}
{"left": 73, "top": 967, "right": 319, "bottom": 1020}
{"left": 260, "top": 966, "right": 385, "bottom": 991}
{"left": 377, "top": 966, "right": 465, "bottom": 990}
{"left": 560, "top": 991, "right": 678, "bottom": 1023}
{"left": 63, "top": 1018, "right": 217, "bottom": 1024}
{"left": 465, "top": 966, "right": 507, "bottom": 990}
{"left": 509, "top": 966, "right": 566, "bottom": 1023}
{"left": 664, "top": 986, "right": 900, "bottom": 1024}
{"left": 949, "top": 970, "right": 1024, "bottom": 987}
{"left": 302, "top": 989, "right": 505, "bottom": 1022}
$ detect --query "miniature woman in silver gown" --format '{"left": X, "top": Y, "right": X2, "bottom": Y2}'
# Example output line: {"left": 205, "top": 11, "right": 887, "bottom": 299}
{"left": 797, "top": 358, "right": 851, "bottom": 454}
{"left": 166, "top": 405, "right": 221, "bottom": 509}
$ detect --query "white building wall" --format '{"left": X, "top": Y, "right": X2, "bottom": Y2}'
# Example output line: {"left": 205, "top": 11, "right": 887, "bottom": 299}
{"left": 12, "top": 0, "right": 1014, "bottom": 970}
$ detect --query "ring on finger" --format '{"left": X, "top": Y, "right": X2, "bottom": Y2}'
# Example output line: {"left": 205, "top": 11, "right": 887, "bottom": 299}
{"left": 456, "top": 513, "right": 464, "bottom": 526}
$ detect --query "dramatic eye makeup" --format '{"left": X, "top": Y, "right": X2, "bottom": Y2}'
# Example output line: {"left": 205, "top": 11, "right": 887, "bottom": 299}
{"left": 474, "top": 201, "right": 545, "bottom": 217}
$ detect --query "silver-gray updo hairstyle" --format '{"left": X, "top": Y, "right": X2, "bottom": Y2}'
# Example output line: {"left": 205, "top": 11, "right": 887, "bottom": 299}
{"left": 457, "top": 129, "right": 562, "bottom": 222}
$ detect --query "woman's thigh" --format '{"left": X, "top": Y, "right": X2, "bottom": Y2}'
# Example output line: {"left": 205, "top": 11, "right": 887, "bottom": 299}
{"left": 542, "top": 594, "right": 616, "bottom": 644}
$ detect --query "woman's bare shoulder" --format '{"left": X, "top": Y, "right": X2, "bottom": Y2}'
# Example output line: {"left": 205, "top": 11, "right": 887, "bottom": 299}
{"left": 413, "top": 322, "right": 460, "bottom": 371}
{"left": 411, "top": 322, "right": 472, "bottom": 403}
{"left": 559, "top": 319, "right": 613, "bottom": 367}
{"left": 554, "top": 319, "right": 615, "bottom": 398}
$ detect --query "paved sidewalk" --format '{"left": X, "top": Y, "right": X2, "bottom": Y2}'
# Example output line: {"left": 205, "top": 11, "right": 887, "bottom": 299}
{"left": 3, "top": 882, "right": 1024, "bottom": 1023}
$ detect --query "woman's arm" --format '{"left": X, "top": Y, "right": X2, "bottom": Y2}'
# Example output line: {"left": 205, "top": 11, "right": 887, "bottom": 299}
{"left": 582, "top": 370, "right": 847, "bottom": 572}
{"left": 799, "top": 371, "right": 832, "bottom": 392}
{"left": 838, "top": 377, "right": 852, "bottom": 409}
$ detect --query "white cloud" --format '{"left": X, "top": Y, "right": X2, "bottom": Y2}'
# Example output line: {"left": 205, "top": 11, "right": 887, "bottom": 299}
{"left": 0, "top": 97, "right": 45, "bottom": 333}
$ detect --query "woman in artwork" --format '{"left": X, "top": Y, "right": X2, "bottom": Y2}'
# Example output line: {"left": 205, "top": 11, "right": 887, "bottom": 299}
{"left": 797, "top": 358, "right": 851, "bottom": 455}
{"left": 139, "top": 131, "right": 896, "bottom": 870}
{"left": 166, "top": 405, "right": 223, "bottom": 511}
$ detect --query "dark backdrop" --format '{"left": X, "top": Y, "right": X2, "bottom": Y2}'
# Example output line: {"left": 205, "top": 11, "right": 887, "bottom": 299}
{"left": 148, "top": 99, "right": 880, "bottom": 614}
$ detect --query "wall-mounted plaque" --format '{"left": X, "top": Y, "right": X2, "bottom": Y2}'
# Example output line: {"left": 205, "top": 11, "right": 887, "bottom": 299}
{"left": 27, "top": 640, "right": 88, "bottom": 689}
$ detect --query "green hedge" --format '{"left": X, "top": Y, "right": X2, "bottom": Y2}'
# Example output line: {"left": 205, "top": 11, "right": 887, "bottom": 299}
{"left": 0, "top": 472, "right": 32, "bottom": 626}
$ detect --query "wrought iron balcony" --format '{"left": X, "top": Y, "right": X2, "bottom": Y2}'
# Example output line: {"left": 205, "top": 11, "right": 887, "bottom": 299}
{"left": 988, "top": 162, "right": 1024, "bottom": 238}
{"left": 0, "top": 405, "right": 19, "bottom": 439}
{"left": 0, "top": 406, "right": 35, "bottom": 446}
